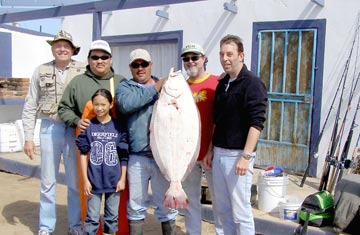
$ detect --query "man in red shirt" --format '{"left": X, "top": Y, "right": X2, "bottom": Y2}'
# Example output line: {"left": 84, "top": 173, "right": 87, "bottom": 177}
{"left": 180, "top": 43, "right": 223, "bottom": 235}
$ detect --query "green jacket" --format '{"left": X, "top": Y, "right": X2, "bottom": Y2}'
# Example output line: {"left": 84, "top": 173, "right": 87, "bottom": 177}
{"left": 58, "top": 65, "right": 126, "bottom": 128}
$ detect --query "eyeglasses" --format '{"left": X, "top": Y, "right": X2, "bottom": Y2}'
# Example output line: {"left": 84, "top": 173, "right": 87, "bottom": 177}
{"left": 182, "top": 55, "right": 202, "bottom": 62}
{"left": 130, "top": 61, "right": 150, "bottom": 69}
{"left": 90, "top": 55, "right": 111, "bottom": 61}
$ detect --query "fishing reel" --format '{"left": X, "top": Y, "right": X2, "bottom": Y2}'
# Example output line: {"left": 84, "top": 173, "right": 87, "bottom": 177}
{"left": 343, "top": 159, "right": 352, "bottom": 169}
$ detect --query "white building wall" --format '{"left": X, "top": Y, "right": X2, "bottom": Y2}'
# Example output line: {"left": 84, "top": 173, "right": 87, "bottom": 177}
{"left": 0, "top": 27, "right": 86, "bottom": 123}
{"left": 63, "top": 1, "right": 360, "bottom": 84}
{"left": 61, "top": 14, "right": 93, "bottom": 62}
{"left": 0, "top": 27, "right": 86, "bottom": 79}
{"left": 0, "top": 29, "right": 52, "bottom": 123}
{"left": 0, "top": 28, "right": 54, "bottom": 78}
{"left": 61, "top": 0, "right": 360, "bottom": 178}
{"left": 12, "top": 33, "right": 54, "bottom": 78}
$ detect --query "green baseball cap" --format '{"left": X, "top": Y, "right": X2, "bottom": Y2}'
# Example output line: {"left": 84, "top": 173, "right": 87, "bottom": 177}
{"left": 181, "top": 43, "right": 205, "bottom": 56}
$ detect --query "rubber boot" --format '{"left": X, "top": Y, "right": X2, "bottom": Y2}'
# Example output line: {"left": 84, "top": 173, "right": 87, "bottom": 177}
{"left": 161, "top": 220, "right": 176, "bottom": 235}
{"left": 129, "top": 219, "right": 144, "bottom": 235}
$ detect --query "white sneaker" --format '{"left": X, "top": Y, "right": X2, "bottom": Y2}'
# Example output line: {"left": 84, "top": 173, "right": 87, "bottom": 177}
{"left": 38, "top": 230, "right": 53, "bottom": 235}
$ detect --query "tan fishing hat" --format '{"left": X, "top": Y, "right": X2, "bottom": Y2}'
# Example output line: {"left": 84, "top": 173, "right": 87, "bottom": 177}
{"left": 46, "top": 30, "right": 80, "bottom": 55}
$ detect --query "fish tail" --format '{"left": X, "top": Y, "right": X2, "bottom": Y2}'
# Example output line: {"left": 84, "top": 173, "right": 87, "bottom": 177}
{"left": 163, "top": 181, "right": 189, "bottom": 209}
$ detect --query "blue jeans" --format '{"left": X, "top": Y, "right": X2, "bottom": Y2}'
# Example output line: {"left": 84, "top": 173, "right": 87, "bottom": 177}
{"left": 212, "top": 147, "right": 255, "bottom": 235}
{"left": 39, "top": 119, "right": 81, "bottom": 232}
{"left": 127, "top": 154, "right": 178, "bottom": 222}
{"left": 181, "top": 161, "right": 223, "bottom": 235}
{"left": 84, "top": 192, "right": 120, "bottom": 235}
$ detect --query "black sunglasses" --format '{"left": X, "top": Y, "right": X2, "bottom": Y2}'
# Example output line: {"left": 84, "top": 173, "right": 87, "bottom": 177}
{"left": 90, "top": 55, "right": 111, "bottom": 61}
{"left": 130, "top": 61, "right": 150, "bottom": 69}
{"left": 182, "top": 55, "right": 202, "bottom": 62}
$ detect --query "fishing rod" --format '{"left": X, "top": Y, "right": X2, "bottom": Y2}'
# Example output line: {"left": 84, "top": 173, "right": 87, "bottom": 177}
{"left": 300, "top": 19, "right": 360, "bottom": 187}
{"left": 327, "top": 93, "right": 360, "bottom": 193}
{"left": 327, "top": 71, "right": 360, "bottom": 191}
{"left": 319, "top": 70, "right": 359, "bottom": 191}
{"left": 318, "top": 23, "right": 360, "bottom": 191}
{"left": 300, "top": 73, "right": 345, "bottom": 187}
{"left": 351, "top": 134, "right": 360, "bottom": 174}
{"left": 338, "top": 94, "right": 360, "bottom": 178}
{"left": 318, "top": 67, "right": 349, "bottom": 191}
{"left": 328, "top": 33, "right": 360, "bottom": 191}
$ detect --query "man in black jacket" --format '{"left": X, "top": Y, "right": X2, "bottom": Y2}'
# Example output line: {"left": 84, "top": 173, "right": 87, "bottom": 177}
{"left": 204, "top": 34, "right": 267, "bottom": 235}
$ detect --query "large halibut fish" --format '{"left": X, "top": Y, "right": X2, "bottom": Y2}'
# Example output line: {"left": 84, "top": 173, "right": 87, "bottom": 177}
{"left": 150, "top": 68, "right": 201, "bottom": 209}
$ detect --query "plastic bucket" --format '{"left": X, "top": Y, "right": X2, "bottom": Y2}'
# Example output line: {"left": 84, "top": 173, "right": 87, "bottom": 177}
{"left": 257, "top": 175, "right": 288, "bottom": 212}
{"left": 279, "top": 195, "right": 302, "bottom": 220}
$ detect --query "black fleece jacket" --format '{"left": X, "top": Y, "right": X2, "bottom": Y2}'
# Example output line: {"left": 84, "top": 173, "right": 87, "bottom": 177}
{"left": 213, "top": 64, "right": 268, "bottom": 150}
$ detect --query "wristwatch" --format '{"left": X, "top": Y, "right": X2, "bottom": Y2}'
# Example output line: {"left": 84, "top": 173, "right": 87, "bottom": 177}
{"left": 241, "top": 153, "right": 252, "bottom": 160}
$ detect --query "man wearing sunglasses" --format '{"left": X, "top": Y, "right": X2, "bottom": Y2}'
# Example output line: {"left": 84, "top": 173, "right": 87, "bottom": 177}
{"left": 179, "top": 43, "right": 223, "bottom": 235}
{"left": 22, "top": 30, "right": 85, "bottom": 235}
{"left": 58, "top": 40, "right": 126, "bottom": 131}
{"left": 115, "top": 48, "right": 178, "bottom": 235}
{"left": 58, "top": 40, "right": 127, "bottom": 234}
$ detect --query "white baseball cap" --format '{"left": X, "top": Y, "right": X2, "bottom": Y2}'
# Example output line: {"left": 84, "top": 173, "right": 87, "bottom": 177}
{"left": 90, "top": 40, "right": 112, "bottom": 55}
{"left": 129, "top": 49, "right": 152, "bottom": 64}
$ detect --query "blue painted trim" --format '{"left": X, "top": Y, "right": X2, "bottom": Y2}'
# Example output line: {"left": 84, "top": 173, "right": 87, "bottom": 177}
{"left": 93, "top": 12, "right": 102, "bottom": 40}
{"left": 0, "top": 99, "right": 25, "bottom": 105}
{"left": 103, "top": 30, "right": 184, "bottom": 70}
{"left": 252, "top": 19, "right": 326, "bottom": 176}
{"left": 0, "top": 32, "right": 12, "bottom": 77}
{"left": 0, "top": 23, "right": 53, "bottom": 37}
{"left": 0, "top": 0, "right": 206, "bottom": 23}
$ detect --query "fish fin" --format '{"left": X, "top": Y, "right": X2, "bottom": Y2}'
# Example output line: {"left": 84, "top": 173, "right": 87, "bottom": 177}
{"left": 163, "top": 181, "right": 189, "bottom": 209}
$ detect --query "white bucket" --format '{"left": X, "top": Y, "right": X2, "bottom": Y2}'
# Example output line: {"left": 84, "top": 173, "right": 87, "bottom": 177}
{"left": 279, "top": 195, "right": 302, "bottom": 220}
{"left": 257, "top": 175, "right": 288, "bottom": 212}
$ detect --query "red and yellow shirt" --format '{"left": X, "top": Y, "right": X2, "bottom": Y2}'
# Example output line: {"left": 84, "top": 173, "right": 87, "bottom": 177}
{"left": 188, "top": 74, "right": 219, "bottom": 161}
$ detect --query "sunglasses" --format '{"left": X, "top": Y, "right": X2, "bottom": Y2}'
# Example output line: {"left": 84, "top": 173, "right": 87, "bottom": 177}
{"left": 182, "top": 55, "right": 202, "bottom": 62}
{"left": 130, "top": 61, "right": 150, "bottom": 69}
{"left": 90, "top": 55, "right": 111, "bottom": 61}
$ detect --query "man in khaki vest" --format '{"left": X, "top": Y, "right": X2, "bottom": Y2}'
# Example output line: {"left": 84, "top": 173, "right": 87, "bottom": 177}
{"left": 22, "top": 30, "right": 86, "bottom": 235}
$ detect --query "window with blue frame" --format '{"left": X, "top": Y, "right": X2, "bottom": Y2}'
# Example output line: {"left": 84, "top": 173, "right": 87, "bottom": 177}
{"left": 252, "top": 19, "right": 326, "bottom": 176}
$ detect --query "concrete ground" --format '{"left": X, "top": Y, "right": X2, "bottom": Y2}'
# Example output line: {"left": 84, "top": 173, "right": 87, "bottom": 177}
{"left": 0, "top": 170, "right": 217, "bottom": 235}
{"left": 0, "top": 149, "right": 340, "bottom": 235}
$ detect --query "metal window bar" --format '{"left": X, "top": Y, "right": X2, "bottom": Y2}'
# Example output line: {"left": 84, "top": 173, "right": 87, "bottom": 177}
{"left": 296, "top": 31, "right": 302, "bottom": 95}
{"left": 282, "top": 31, "right": 289, "bottom": 94}
{"left": 270, "top": 32, "right": 275, "bottom": 93}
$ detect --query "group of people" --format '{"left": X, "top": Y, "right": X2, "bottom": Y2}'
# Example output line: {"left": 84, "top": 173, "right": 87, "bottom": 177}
{"left": 22, "top": 30, "right": 267, "bottom": 235}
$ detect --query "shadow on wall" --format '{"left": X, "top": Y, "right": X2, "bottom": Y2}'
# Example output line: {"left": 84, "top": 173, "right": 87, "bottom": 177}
{"left": 203, "top": 8, "right": 237, "bottom": 60}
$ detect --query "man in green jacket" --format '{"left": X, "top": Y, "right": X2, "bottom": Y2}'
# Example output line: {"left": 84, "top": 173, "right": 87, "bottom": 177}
{"left": 58, "top": 39, "right": 127, "bottom": 234}
{"left": 58, "top": 39, "right": 126, "bottom": 130}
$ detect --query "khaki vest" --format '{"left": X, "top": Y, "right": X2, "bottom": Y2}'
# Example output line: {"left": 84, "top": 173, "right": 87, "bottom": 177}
{"left": 38, "top": 60, "right": 85, "bottom": 115}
